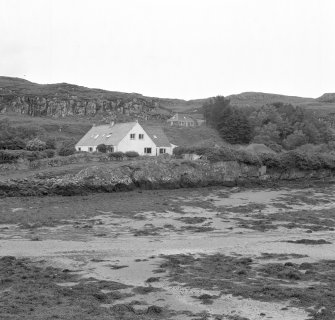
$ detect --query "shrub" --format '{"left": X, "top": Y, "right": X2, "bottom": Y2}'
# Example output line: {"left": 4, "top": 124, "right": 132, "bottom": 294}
{"left": 173, "top": 146, "right": 260, "bottom": 164}
{"left": 97, "top": 144, "right": 107, "bottom": 153}
{"left": 125, "top": 151, "right": 139, "bottom": 158}
{"left": 45, "top": 138, "right": 57, "bottom": 150}
{"left": 273, "top": 151, "right": 323, "bottom": 171}
{"left": 26, "top": 138, "right": 46, "bottom": 151}
{"left": 58, "top": 146, "right": 76, "bottom": 157}
{"left": 45, "top": 149, "right": 55, "bottom": 158}
{"left": 318, "top": 153, "right": 335, "bottom": 169}
{"left": 206, "top": 147, "right": 237, "bottom": 162}
{"left": 0, "top": 137, "right": 26, "bottom": 150}
{"left": 258, "top": 153, "right": 282, "bottom": 168}
{"left": 236, "top": 150, "right": 261, "bottom": 166}
{"left": 108, "top": 151, "right": 124, "bottom": 160}
{"left": 0, "top": 150, "right": 52, "bottom": 163}
{"left": 0, "top": 150, "right": 21, "bottom": 164}
{"left": 58, "top": 139, "right": 76, "bottom": 157}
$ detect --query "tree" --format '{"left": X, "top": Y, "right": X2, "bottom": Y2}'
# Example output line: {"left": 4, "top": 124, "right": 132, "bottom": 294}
{"left": 283, "top": 130, "right": 308, "bottom": 150}
{"left": 202, "top": 96, "right": 252, "bottom": 144}
{"left": 217, "top": 109, "right": 252, "bottom": 144}
{"left": 203, "top": 96, "right": 231, "bottom": 127}
{"left": 253, "top": 123, "right": 281, "bottom": 143}
{"left": 97, "top": 144, "right": 107, "bottom": 153}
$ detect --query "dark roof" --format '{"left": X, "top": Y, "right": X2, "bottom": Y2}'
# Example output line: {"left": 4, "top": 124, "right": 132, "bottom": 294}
{"left": 142, "top": 126, "right": 171, "bottom": 147}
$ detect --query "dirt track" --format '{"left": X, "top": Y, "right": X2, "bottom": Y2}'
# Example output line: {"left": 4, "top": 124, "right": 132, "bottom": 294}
{"left": 1, "top": 186, "right": 335, "bottom": 319}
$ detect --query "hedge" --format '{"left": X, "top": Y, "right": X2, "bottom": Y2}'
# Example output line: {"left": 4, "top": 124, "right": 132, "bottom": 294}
{"left": 0, "top": 150, "right": 54, "bottom": 164}
{"left": 125, "top": 151, "right": 139, "bottom": 158}
{"left": 108, "top": 151, "right": 125, "bottom": 160}
{"left": 173, "top": 146, "right": 261, "bottom": 165}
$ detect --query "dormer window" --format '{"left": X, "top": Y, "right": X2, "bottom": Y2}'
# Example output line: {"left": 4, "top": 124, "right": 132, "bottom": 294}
{"left": 139, "top": 134, "right": 144, "bottom": 140}
{"left": 130, "top": 133, "right": 135, "bottom": 140}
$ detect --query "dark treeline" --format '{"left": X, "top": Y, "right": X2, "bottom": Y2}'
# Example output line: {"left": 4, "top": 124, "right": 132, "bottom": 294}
{"left": 203, "top": 96, "right": 334, "bottom": 151}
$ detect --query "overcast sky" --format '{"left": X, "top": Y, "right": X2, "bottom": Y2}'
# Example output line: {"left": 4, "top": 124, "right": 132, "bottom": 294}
{"left": 0, "top": 0, "right": 334, "bottom": 100}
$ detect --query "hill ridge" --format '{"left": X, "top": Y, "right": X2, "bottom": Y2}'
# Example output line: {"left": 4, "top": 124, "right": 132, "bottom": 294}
{"left": 0, "top": 76, "right": 334, "bottom": 116}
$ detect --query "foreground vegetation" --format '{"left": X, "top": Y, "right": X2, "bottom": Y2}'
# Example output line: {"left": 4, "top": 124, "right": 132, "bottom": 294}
{"left": 173, "top": 145, "right": 335, "bottom": 171}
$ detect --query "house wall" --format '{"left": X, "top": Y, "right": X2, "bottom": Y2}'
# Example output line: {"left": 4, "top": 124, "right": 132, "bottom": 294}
{"left": 117, "top": 123, "right": 158, "bottom": 156}
{"left": 167, "top": 120, "right": 195, "bottom": 127}
{"left": 75, "top": 146, "right": 97, "bottom": 152}
{"left": 154, "top": 146, "right": 173, "bottom": 155}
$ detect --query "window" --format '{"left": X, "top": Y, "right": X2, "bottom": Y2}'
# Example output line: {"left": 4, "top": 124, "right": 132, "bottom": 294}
{"left": 159, "top": 148, "right": 166, "bottom": 154}
{"left": 78, "top": 147, "right": 81, "bottom": 151}
{"left": 144, "top": 147, "right": 152, "bottom": 154}
{"left": 130, "top": 133, "right": 135, "bottom": 140}
{"left": 139, "top": 134, "right": 144, "bottom": 140}
{"left": 89, "top": 147, "right": 93, "bottom": 152}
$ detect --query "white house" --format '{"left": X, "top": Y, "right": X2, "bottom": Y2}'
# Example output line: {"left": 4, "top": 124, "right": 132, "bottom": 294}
{"left": 75, "top": 121, "right": 175, "bottom": 156}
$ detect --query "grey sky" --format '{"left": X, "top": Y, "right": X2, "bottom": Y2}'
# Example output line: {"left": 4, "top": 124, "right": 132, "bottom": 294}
{"left": 0, "top": 0, "right": 334, "bottom": 99}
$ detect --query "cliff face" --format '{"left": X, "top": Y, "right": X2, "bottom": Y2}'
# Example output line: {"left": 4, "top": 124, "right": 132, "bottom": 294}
{"left": 0, "top": 94, "right": 166, "bottom": 119}
{"left": 0, "top": 77, "right": 170, "bottom": 119}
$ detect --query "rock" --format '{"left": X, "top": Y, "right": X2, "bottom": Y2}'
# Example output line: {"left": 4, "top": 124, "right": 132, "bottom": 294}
{"left": 110, "top": 304, "right": 135, "bottom": 313}
{"left": 0, "top": 79, "right": 170, "bottom": 120}
{"left": 146, "top": 305, "right": 163, "bottom": 315}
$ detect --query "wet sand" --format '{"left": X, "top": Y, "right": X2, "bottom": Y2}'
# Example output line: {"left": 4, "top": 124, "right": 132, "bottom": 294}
{"left": 1, "top": 186, "right": 335, "bottom": 319}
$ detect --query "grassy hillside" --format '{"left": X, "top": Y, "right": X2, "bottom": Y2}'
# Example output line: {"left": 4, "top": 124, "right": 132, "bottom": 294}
{"left": 155, "top": 91, "right": 335, "bottom": 115}
{"left": 227, "top": 92, "right": 335, "bottom": 115}
{"left": 1, "top": 113, "right": 222, "bottom": 148}
{"left": 0, "top": 113, "right": 92, "bottom": 143}
{"left": 0, "top": 77, "right": 140, "bottom": 100}
{"left": 162, "top": 124, "right": 223, "bottom": 147}
{"left": 228, "top": 92, "right": 313, "bottom": 107}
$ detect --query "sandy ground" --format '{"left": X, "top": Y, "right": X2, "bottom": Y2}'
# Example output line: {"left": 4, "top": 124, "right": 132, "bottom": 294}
{"left": 1, "top": 186, "right": 335, "bottom": 319}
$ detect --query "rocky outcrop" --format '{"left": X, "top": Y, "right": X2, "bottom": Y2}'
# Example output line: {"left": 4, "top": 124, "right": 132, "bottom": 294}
{"left": 0, "top": 94, "right": 168, "bottom": 119}
{"left": 0, "top": 159, "right": 333, "bottom": 197}
{"left": 0, "top": 77, "right": 170, "bottom": 119}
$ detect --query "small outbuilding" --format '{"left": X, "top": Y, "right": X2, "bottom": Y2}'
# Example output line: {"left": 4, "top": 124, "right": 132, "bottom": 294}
{"left": 167, "top": 113, "right": 197, "bottom": 127}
